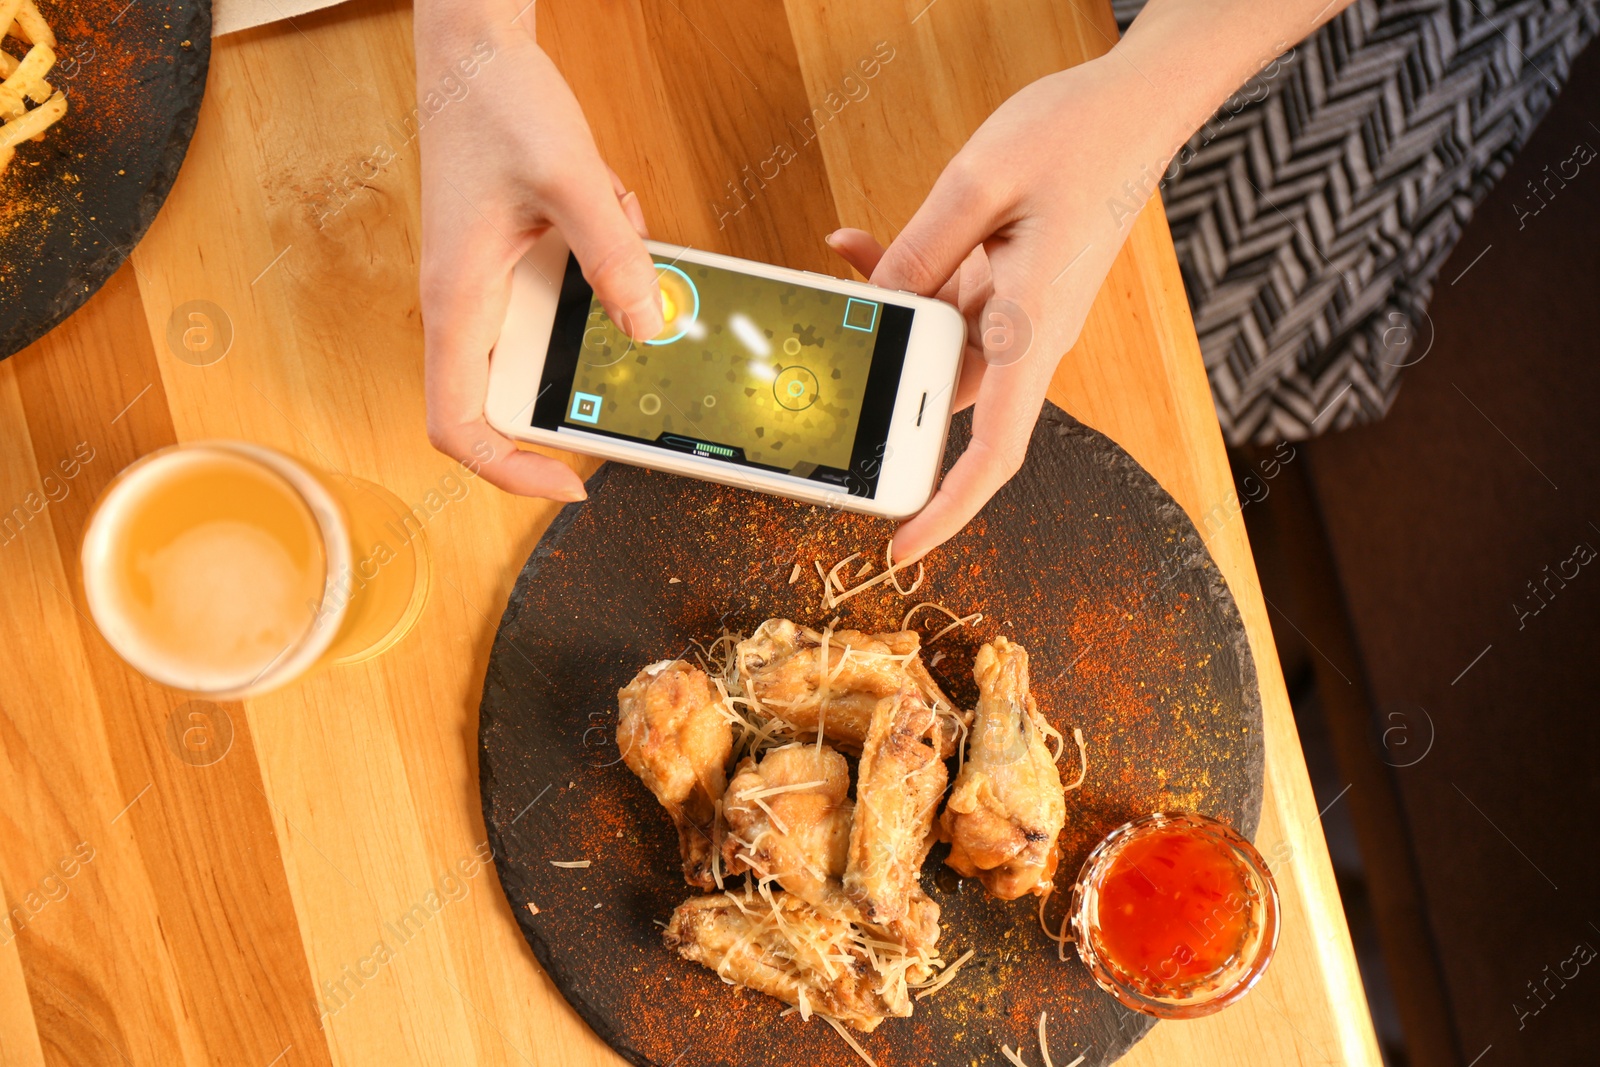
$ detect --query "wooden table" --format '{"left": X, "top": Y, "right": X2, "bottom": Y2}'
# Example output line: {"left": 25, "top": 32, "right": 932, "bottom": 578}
{"left": 0, "top": 0, "right": 1384, "bottom": 1062}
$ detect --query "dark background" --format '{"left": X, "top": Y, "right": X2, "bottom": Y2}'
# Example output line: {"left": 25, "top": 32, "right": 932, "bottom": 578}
{"left": 1233, "top": 31, "right": 1600, "bottom": 1067}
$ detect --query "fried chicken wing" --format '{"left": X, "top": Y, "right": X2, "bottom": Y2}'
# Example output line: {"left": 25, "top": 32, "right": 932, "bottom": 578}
{"left": 736, "top": 619, "right": 962, "bottom": 756}
{"left": 843, "top": 687, "right": 948, "bottom": 925}
{"left": 939, "top": 638, "right": 1066, "bottom": 899}
{"left": 870, "top": 884, "right": 942, "bottom": 956}
{"left": 877, "top": 630, "right": 960, "bottom": 732}
{"left": 722, "top": 741, "right": 942, "bottom": 953}
{"left": 617, "top": 660, "right": 733, "bottom": 889}
{"left": 722, "top": 742, "right": 854, "bottom": 904}
{"left": 665, "top": 888, "right": 929, "bottom": 1030}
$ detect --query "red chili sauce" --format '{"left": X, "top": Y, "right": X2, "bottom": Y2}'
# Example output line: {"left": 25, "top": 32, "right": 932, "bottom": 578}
{"left": 1092, "top": 826, "right": 1254, "bottom": 991}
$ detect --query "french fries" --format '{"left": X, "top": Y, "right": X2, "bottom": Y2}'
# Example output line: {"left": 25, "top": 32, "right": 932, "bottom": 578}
{"left": 0, "top": 0, "right": 66, "bottom": 177}
{"left": 0, "top": 81, "right": 61, "bottom": 143}
{"left": 6, "top": 0, "right": 54, "bottom": 48}
{"left": 1, "top": 45, "right": 56, "bottom": 117}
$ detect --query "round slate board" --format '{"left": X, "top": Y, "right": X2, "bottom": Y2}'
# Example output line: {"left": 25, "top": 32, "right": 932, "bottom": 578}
{"left": 0, "top": 0, "right": 210, "bottom": 359}
{"left": 480, "top": 403, "right": 1264, "bottom": 1067}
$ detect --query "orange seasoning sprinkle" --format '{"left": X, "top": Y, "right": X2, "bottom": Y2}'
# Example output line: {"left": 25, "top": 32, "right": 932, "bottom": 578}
{"left": 2, "top": 0, "right": 194, "bottom": 259}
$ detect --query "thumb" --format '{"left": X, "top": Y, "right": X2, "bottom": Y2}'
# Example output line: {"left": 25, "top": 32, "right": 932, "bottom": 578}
{"left": 871, "top": 161, "right": 1004, "bottom": 297}
{"left": 825, "top": 228, "right": 887, "bottom": 279}
{"left": 547, "top": 173, "right": 664, "bottom": 342}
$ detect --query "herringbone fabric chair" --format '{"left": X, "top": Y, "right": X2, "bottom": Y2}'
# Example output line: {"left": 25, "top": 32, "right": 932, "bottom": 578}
{"left": 1114, "top": 0, "right": 1600, "bottom": 444}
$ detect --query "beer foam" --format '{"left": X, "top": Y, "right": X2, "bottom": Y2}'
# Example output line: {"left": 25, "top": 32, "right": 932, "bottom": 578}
{"left": 82, "top": 446, "right": 335, "bottom": 694}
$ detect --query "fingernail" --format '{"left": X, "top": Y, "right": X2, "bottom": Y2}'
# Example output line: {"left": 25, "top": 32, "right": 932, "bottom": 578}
{"left": 639, "top": 298, "right": 665, "bottom": 336}
{"left": 824, "top": 231, "right": 842, "bottom": 247}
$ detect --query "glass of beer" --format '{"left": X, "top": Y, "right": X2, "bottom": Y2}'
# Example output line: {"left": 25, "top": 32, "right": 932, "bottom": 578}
{"left": 80, "top": 441, "right": 431, "bottom": 698}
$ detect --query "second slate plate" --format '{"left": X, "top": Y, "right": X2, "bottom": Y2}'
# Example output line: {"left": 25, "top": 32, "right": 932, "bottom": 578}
{"left": 0, "top": 0, "right": 210, "bottom": 359}
{"left": 480, "top": 404, "right": 1264, "bottom": 1067}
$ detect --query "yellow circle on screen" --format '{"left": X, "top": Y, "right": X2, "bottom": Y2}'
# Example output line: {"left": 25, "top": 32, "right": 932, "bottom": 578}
{"left": 648, "top": 264, "right": 699, "bottom": 345}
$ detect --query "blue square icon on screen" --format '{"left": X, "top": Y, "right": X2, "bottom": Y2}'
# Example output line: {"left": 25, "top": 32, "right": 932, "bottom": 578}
{"left": 570, "top": 391, "right": 603, "bottom": 424}
{"left": 843, "top": 298, "right": 879, "bottom": 332}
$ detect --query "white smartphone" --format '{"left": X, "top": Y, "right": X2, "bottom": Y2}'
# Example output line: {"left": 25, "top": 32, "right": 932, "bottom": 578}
{"left": 485, "top": 232, "right": 966, "bottom": 518}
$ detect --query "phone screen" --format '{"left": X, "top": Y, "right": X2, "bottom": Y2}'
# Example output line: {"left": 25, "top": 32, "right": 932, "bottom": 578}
{"left": 532, "top": 253, "right": 913, "bottom": 498}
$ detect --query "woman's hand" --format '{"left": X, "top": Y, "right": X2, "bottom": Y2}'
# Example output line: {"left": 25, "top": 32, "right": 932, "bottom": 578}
{"left": 827, "top": 54, "right": 1185, "bottom": 562}
{"left": 415, "top": 3, "right": 663, "bottom": 500}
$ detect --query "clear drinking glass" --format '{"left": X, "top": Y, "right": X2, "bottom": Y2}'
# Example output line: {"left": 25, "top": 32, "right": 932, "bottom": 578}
{"left": 80, "top": 441, "right": 429, "bottom": 698}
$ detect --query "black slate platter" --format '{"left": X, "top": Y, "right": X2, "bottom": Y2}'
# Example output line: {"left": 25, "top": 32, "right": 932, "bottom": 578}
{"left": 0, "top": 0, "right": 210, "bottom": 359}
{"left": 480, "top": 403, "right": 1265, "bottom": 1067}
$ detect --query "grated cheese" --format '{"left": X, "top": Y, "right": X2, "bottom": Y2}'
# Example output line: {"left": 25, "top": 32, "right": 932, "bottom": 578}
{"left": 822, "top": 1015, "right": 878, "bottom": 1067}
{"left": 549, "top": 860, "right": 591, "bottom": 868}
{"left": 1039, "top": 716, "right": 1066, "bottom": 763}
{"left": 823, "top": 552, "right": 861, "bottom": 597}
{"left": 912, "top": 948, "right": 974, "bottom": 1000}
{"left": 1037, "top": 888, "right": 1074, "bottom": 961}
{"left": 817, "top": 626, "right": 833, "bottom": 703}
{"left": 901, "top": 601, "right": 982, "bottom": 644}
{"left": 884, "top": 542, "right": 924, "bottom": 596}
{"left": 736, "top": 779, "right": 825, "bottom": 801}
{"left": 789, "top": 563, "right": 802, "bottom": 584}
{"left": 816, "top": 547, "right": 925, "bottom": 610}
{"left": 826, "top": 644, "right": 857, "bottom": 685}
{"left": 711, "top": 797, "right": 725, "bottom": 890}
{"left": 748, "top": 795, "right": 791, "bottom": 835}
{"left": 1063, "top": 727, "right": 1088, "bottom": 790}
{"left": 900, "top": 601, "right": 956, "bottom": 631}
{"left": 927, "top": 613, "right": 981, "bottom": 644}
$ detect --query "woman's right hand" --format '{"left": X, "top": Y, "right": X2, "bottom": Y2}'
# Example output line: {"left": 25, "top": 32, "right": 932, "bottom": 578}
{"left": 415, "top": 2, "right": 662, "bottom": 500}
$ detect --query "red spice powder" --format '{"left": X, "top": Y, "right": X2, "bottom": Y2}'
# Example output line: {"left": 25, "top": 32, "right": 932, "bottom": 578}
{"left": 1, "top": 0, "right": 199, "bottom": 272}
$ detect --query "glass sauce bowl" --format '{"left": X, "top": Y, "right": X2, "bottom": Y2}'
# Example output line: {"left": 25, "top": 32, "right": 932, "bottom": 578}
{"left": 1069, "top": 811, "right": 1280, "bottom": 1019}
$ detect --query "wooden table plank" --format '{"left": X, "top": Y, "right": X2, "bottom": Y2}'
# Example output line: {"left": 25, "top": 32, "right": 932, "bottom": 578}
{"left": 7, "top": 266, "right": 339, "bottom": 1066}
{"left": 0, "top": 0, "right": 1383, "bottom": 1062}
{"left": 0, "top": 363, "right": 199, "bottom": 1066}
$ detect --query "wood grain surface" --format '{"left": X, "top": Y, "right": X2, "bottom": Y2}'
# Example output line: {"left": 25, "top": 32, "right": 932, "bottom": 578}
{"left": 0, "top": 0, "right": 1384, "bottom": 1064}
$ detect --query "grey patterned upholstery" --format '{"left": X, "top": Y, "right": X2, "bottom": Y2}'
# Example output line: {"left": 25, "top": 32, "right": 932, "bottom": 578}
{"left": 1114, "top": 0, "right": 1600, "bottom": 443}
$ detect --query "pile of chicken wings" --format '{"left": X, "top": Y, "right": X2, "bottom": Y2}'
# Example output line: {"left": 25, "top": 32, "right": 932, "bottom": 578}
{"left": 615, "top": 618, "right": 1073, "bottom": 1032}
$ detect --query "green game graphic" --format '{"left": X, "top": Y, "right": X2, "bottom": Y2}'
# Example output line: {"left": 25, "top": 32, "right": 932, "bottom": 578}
{"left": 565, "top": 261, "right": 882, "bottom": 473}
